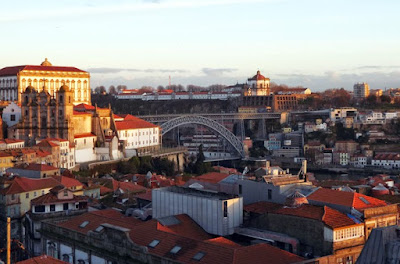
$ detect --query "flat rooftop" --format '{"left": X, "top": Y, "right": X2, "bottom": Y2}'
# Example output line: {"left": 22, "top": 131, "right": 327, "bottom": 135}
{"left": 154, "top": 186, "right": 239, "bottom": 200}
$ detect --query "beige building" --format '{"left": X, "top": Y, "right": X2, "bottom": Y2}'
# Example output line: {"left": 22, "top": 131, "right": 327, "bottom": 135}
{"left": 0, "top": 58, "right": 90, "bottom": 105}
{"left": 244, "top": 70, "right": 270, "bottom": 96}
{"left": 353, "top": 82, "right": 370, "bottom": 99}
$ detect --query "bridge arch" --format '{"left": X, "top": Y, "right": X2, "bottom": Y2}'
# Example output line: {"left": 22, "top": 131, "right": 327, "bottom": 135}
{"left": 161, "top": 115, "right": 244, "bottom": 157}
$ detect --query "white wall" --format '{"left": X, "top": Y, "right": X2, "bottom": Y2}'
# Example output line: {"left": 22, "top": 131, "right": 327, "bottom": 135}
{"left": 2, "top": 102, "right": 21, "bottom": 127}
{"left": 152, "top": 188, "right": 243, "bottom": 236}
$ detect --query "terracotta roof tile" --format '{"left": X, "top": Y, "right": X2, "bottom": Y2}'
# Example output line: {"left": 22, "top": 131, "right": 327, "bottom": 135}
{"left": 52, "top": 175, "right": 84, "bottom": 188}
{"left": 74, "top": 133, "right": 96, "bottom": 138}
{"left": 1, "top": 176, "right": 60, "bottom": 195}
{"left": 115, "top": 115, "right": 158, "bottom": 130}
{"left": 13, "top": 163, "right": 59, "bottom": 171}
{"left": 195, "top": 172, "right": 230, "bottom": 184}
{"left": 307, "top": 188, "right": 387, "bottom": 211}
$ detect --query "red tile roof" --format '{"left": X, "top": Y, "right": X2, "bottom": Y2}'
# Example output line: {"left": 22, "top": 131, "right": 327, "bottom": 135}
{"left": 244, "top": 201, "right": 357, "bottom": 229}
{"left": 74, "top": 133, "right": 96, "bottom": 138}
{"left": 0, "top": 65, "right": 86, "bottom": 77}
{"left": 16, "top": 255, "right": 68, "bottom": 264}
{"left": 112, "top": 178, "right": 147, "bottom": 193}
{"left": 134, "top": 189, "right": 152, "bottom": 201}
{"left": 115, "top": 115, "right": 158, "bottom": 130}
{"left": 52, "top": 175, "right": 84, "bottom": 188}
{"left": 0, "top": 176, "right": 60, "bottom": 195}
{"left": 31, "top": 189, "right": 87, "bottom": 205}
{"left": 74, "top": 103, "right": 95, "bottom": 111}
{"left": 54, "top": 209, "right": 304, "bottom": 264}
{"left": 157, "top": 214, "right": 213, "bottom": 241}
{"left": 195, "top": 172, "right": 230, "bottom": 184}
{"left": 13, "top": 163, "right": 59, "bottom": 171}
{"left": 36, "top": 140, "right": 59, "bottom": 148}
{"left": 307, "top": 188, "right": 387, "bottom": 211}
{"left": 100, "top": 185, "right": 113, "bottom": 195}
{"left": 4, "top": 138, "right": 24, "bottom": 144}
{"left": 233, "top": 243, "right": 304, "bottom": 264}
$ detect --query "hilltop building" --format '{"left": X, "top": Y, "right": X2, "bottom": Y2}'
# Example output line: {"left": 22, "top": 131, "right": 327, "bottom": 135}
{"left": 353, "top": 82, "right": 370, "bottom": 99}
{"left": 0, "top": 59, "right": 90, "bottom": 104}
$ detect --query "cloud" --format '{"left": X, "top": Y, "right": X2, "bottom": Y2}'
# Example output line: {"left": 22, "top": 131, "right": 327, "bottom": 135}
{"left": 202, "top": 68, "right": 237, "bottom": 76}
{"left": 355, "top": 65, "right": 400, "bottom": 70}
{"left": 87, "top": 67, "right": 186, "bottom": 74}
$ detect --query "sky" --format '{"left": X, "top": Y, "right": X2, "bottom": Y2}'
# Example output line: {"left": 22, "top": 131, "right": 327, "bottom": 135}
{"left": 1, "top": 0, "right": 400, "bottom": 91}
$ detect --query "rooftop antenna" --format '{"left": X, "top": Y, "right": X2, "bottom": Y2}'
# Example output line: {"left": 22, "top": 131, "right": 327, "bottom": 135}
{"left": 169, "top": 75, "right": 171, "bottom": 87}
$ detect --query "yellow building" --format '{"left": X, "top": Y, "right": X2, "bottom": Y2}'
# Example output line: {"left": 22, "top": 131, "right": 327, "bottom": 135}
{"left": 0, "top": 58, "right": 91, "bottom": 105}
{"left": 0, "top": 176, "right": 60, "bottom": 243}
{"left": 0, "top": 152, "right": 14, "bottom": 172}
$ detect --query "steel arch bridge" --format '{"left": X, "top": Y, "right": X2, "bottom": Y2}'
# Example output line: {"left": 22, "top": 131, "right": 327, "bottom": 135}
{"left": 161, "top": 115, "right": 245, "bottom": 158}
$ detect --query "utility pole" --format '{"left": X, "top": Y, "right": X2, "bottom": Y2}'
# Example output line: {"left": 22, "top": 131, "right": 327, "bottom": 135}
{"left": 7, "top": 217, "right": 10, "bottom": 264}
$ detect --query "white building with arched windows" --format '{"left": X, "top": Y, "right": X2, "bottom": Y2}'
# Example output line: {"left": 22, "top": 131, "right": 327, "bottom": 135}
{"left": 0, "top": 58, "right": 90, "bottom": 105}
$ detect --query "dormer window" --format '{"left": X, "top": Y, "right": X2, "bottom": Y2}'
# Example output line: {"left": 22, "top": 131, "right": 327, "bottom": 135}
{"left": 64, "top": 190, "right": 68, "bottom": 196}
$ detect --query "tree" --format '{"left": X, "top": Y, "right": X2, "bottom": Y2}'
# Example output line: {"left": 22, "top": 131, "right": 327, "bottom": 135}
{"left": 99, "top": 86, "right": 106, "bottom": 94}
{"left": 157, "top": 85, "right": 165, "bottom": 92}
{"left": 380, "top": 95, "right": 391, "bottom": 103}
{"left": 139, "top": 86, "right": 154, "bottom": 93}
{"left": 109, "top": 85, "right": 117, "bottom": 95}
{"left": 117, "top": 85, "right": 127, "bottom": 92}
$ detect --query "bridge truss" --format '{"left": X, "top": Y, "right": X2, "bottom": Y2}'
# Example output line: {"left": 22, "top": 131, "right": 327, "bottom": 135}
{"left": 161, "top": 115, "right": 245, "bottom": 158}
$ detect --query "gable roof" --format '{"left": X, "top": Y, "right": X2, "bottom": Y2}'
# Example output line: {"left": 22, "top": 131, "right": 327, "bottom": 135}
{"left": 1, "top": 176, "right": 60, "bottom": 195}
{"left": 112, "top": 178, "right": 147, "bottom": 193}
{"left": 52, "top": 175, "right": 84, "bottom": 188}
{"left": 16, "top": 255, "right": 68, "bottom": 264}
{"left": 244, "top": 201, "right": 357, "bottom": 229}
{"left": 115, "top": 115, "right": 158, "bottom": 130}
{"left": 12, "top": 163, "right": 59, "bottom": 172}
{"left": 195, "top": 172, "right": 230, "bottom": 184}
{"left": 307, "top": 188, "right": 387, "bottom": 211}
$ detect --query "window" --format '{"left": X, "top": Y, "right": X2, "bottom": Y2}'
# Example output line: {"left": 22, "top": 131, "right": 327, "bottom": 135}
{"left": 223, "top": 201, "right": 228, "bottom": 217}
{"left": 268, "top": 189, "right": 272, "bottom": 200}
{"left": 50, "top": 204, "right": 55, "bottom": 211}
{"left": 35, "top": 205, "right": 45, "bottom": 213}
{"left": 193, "top": 252, "right": 206, "bottom": 261}
{"left": 26, "top": 193, "right": 29, "bottom": 199}
{"left": 34, "top": 192, "right": 37, "bottom": 197}
{"left": 63, "top": 203, "right": 69, "bottom": 211}
{"left": 148, "top": 240, "right": 160, "bottom": 248}
{"left": 10, "top": 114, "right": 15, "bottom": 121}
{"left": 62, "top": 254, "right": 70, "bottom": 262}
{"left": 11, "top": 194, "right": 15, "bottom": 200}
{"left": 64, "top": 190, "right": 68, "bottom": 196}
{"left": 239, "top": 185, "right": 242, "bottom": 195}
{"left": 170, "top": 245, "right": 182, "bottom": 254}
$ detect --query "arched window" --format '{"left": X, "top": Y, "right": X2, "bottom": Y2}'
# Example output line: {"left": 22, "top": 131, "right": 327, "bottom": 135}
{"left": 47, "top": 241, "right": 57, "bottom": 258}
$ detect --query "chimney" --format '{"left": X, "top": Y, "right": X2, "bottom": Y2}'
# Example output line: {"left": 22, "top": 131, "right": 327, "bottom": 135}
{"left": 302, "top": 160, "right": 307, "bottom": 175}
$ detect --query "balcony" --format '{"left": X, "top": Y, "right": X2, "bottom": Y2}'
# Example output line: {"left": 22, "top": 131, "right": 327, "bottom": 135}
{"left": 29, "top": 208, "right": 88, "bottom": 221}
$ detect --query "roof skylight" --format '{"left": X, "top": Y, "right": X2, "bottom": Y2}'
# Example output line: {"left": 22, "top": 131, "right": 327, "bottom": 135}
{"left": 79, "top": 221, "right": 89, "bottom": 228}
{"left": 359, "top": 196, "right": 370, "bottom": 205}
{"left": 193, "top": 252, "right": 206, "bottom": 261}
{"left": 170, "top": 245, "right": 182, "bottom": 254}
{"left": 148, "top": 240, "right": 160, "bottom": 248}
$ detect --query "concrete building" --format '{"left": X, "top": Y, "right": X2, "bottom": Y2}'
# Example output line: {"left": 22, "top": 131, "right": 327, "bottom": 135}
{"left": 152, "top": 186, "right": 243, "bottom": 236}
{"left": 353, "top": 82, "right": 370, "bottom": 99}
{"left": 0, "top": 58, "right": 91, "bottom": 104}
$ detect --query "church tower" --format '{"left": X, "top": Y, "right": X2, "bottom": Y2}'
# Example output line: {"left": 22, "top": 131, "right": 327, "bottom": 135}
{"left": 56, "top": 85, "right": 74, "bottom": 143}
